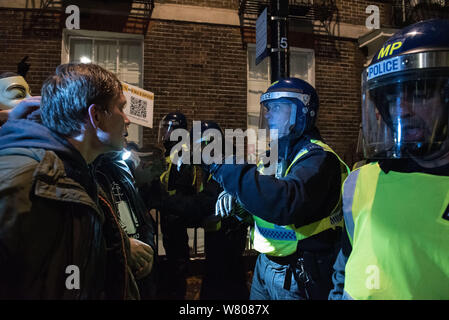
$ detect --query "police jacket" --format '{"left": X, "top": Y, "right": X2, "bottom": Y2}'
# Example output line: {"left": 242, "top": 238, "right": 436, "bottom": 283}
{"left": 162, "top": 165, "right": 222, "bottom": 227}
{"left": 211, "top": 128, "right": 343, "bottom": 252}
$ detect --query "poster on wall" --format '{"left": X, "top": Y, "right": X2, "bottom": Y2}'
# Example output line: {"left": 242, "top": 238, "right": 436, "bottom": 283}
{"left": 121, "top": 82, "right": 154, "bottom": 128}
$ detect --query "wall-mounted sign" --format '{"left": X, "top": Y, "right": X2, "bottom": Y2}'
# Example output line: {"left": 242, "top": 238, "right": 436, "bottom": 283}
{"left": 122, "top": 82, "right": 154, "bottom": 128}
{"left": 256, "top": 7, "right": 269, "bottom": 65}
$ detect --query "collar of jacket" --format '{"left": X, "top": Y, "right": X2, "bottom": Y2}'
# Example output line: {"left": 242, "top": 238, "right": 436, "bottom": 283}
{"left": 0, "top": 147, "right": 104, "bottom": 222}
{"left": 273, "top": 127, "right": 322, "bottom": 162}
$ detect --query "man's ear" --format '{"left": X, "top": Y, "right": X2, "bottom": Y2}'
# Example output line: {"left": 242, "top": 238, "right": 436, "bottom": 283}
{"left": 87, "top": 104, "right": 101, "bottom": 129}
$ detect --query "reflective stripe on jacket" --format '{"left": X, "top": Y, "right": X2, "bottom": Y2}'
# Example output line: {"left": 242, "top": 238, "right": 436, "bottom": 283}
{"left": 253, "top": 139, "right": 349, "bottom": 256}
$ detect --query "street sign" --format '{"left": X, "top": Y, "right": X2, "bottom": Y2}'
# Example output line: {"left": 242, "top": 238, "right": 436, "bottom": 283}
{"left": 256, "top": 7, "right": 269, "bottom": 65}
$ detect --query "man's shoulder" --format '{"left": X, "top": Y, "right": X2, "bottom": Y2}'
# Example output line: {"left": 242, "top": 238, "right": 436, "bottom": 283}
{"left": 0, "top": 147, "right": 63, "bottom": 184}
{"left": 0, "top": 147, "right": 46, "bottom": 162}
{"left": 0, "top": 147, "right": 44, "bottom": 174}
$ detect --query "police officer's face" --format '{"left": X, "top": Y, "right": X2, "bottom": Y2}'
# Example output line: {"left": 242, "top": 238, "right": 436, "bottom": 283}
{"left": 386, "top": 79, "right": 446, "bottom": 144}
{"left": 0, "top": 76, "right": 31, "bottom": 110}
{"left": 263, "top": 101, "right": 294, "bottom": 138}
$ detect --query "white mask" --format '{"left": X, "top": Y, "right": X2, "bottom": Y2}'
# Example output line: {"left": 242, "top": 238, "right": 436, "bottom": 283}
{"left": 0, "top": 76, "right": 31, "bottom": 110}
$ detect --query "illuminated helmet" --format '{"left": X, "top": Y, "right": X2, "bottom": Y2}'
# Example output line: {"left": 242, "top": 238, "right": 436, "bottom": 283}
{"left": 190, "top": 120, "right": 224, "bottom": 163}
{"left": 191, "top": 120, "right": 223, "bottom": 145}
{"left": 259, "top": 77, "right": 319, "bottom": 139}
{"left": 362, "top": 19, "right": 449, "bottom": 160}
{"left": 157, "top": 112, "right": 187, "bottom": 145}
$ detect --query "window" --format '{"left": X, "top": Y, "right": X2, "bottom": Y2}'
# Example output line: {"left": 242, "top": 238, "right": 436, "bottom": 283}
{"left": 62, "top": 29, "right": 144, "bottom": 145}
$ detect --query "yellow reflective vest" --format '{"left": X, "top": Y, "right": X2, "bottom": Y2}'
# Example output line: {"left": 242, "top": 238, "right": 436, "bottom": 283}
{"left": 343, "top": 162, "right": 449, "bottom": 299}
{"left": 252, "top": 139, "right": 349, "bottom": 256}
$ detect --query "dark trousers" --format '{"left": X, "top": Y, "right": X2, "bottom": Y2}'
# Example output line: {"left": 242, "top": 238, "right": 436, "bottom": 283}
{"left": 200, "top": 222, "right": 249, "bottom": 300}
{"left": 158, "top": 213, "right": 190, "bottom": 299}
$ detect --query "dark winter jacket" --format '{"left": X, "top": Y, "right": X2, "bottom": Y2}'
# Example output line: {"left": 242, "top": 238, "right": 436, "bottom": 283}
{"left": 95, "top": 153, "right": 156, "bottom": 249}
{"left": 0, "top": 119, "right": 129, "bottom": 299}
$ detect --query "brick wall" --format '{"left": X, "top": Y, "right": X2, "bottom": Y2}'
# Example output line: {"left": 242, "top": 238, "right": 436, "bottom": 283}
{"left": 155, "top": 0, "right": 239, "bottom": 10}
{"left": 0, "top": 9, "right": 62, "bottom": 96}
{"left": 0, "top": 1, "right": 393, "bottom": 166}
{"left": 336, "top": 0, "right": 393, "bottom": 27}
{"left": 314, "top": 35, "right": 365, "bottom": 165}
{"left": 143, "top": 20, "right": 247, "bottom": 146}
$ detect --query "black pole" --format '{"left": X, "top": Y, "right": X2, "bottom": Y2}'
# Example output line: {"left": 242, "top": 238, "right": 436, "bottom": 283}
{"left": 270, "top": 0, "right": 289, "bottom": 83}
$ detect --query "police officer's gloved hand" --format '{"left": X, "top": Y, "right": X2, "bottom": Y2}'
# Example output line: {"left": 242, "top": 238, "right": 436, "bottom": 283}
{"left": 215, "top": 190, "right": 235, "bottom": 218}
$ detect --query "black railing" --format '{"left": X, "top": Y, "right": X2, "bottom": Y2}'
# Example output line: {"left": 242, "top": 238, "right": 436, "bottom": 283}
{"left": 239, "top": 0, "right": 337, "bottom": 27}
{"left": 152, "top": 210, "right": 257, "bottom": 259}
{"left": 20, "top": 0, "right": 154, "bottom": 36}
{"left": 390, "top": 0, "right": 449, "bottom": 27}
{"left": 238, "top": 0, "right": 338, "bottom": 44}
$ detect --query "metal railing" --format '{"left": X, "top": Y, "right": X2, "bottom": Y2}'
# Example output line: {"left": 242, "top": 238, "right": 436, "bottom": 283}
{"left": 390, "top": 0, "right": 449, "bottom": 27}
{"left": 152, "top": 210, "right": 257, "bottom": 259}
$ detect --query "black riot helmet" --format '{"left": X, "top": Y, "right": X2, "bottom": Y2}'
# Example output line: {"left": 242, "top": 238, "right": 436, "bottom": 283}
{"left": 362, "top": 19, "right": 449, "bottom": 160}
{"left": 259, "top": 77, "right": 319, "bottom": 140}
{"left": 158, "top": 112, "right": 187, "bottom": 151}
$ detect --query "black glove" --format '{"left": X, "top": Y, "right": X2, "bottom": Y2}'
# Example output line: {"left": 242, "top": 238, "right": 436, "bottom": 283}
{"left": 17, "top": 56, "right": 30, "bottom": 78}
{"left": 203, "top": 154, "right": 237, "bottom": 175}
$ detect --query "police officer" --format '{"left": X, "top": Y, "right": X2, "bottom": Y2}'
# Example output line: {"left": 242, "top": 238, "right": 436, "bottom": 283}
{"left": 329, "top": 19, "right": 449, "bottom": 300}
{"left": 157, "top": 111, "right": 194, "bottom": 299}
{"left": 211, "top": 78, "right": 349, "bottom": 300}
{"left": 193, "top": 121, "right": 250, "bottom": 300}
{"left": 161, "top": 120, "right": 250, "bottom": 299}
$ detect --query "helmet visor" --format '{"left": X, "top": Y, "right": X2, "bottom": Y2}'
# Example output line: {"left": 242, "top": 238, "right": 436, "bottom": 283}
{"left": 259, "top": 98, "right": 297, "bottom": 140}
{"left": 157, "top": 119, "right": 178, "bottom": 144}
{"left": 362, "top": 69, "right": 449, "bottom": 159}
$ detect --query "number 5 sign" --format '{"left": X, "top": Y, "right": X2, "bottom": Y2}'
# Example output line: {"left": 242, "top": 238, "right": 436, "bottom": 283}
{"left": 280, "top": 37, "right": 288, "bottom": 49}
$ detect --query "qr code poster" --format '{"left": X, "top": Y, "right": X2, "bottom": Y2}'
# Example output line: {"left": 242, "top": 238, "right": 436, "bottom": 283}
{"left": 121, "top": 82, "right": 154, "bottom": 128}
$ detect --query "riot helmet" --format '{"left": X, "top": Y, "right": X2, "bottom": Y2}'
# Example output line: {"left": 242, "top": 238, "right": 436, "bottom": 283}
{"left": 158, "top": 112, "right": 187, "bottom": 150}
{"left": 259, "top": 77, "right": 319, "bottom": 140}
{"left": 190, "top": 120, "right": 225, "bottom": 165}
{"left": 362, "top": 19, "right": 449, "bottom": 160}
{"left": 191, "top": 120, "right": 223, "bottom": 146}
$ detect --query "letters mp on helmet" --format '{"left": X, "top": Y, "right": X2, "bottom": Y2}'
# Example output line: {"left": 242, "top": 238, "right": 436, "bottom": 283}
{"left": 361, "top": 19, "right": 449, "bottom": 160}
